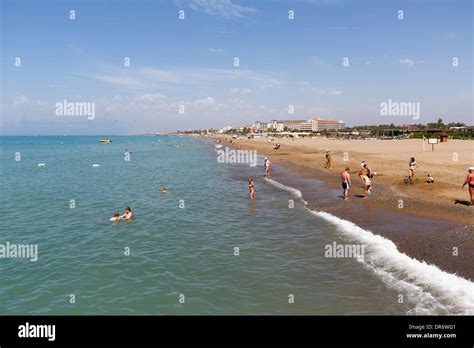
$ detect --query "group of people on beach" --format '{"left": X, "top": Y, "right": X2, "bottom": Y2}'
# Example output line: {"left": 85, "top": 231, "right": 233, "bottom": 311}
{"left": 339, "top": 158, "right": 375, "bottom": 200}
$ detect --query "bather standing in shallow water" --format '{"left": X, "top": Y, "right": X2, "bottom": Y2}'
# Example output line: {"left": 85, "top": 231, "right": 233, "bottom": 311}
{"left": 248, "top": 177, "right": 255, "bottom": 199}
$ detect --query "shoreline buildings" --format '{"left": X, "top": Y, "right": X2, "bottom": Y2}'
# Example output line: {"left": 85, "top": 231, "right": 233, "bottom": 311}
{"left": 254, "top": 118, "right": 345, "bottom": 133}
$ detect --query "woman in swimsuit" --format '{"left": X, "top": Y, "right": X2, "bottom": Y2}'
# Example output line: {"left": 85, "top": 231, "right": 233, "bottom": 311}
{"left": 462, "top": 167, "right": 474, "bottom": 205}
{"left": 248, "top": 176, "right": 255, "bottom": 199}
{"left": 264, "top": 158, "right": 271, "bottom": 178}
{"left": 408, "top": 157, "right": 419, "bottom": 183}
{"left": 358, "top": 171, "right": 371, "bottom": 198}
{"left": 324, "top": 150, "right": 331, "bottom": 169}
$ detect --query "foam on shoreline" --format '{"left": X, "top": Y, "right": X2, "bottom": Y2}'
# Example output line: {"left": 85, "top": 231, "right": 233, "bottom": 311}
{"left": 265, "top": 177, "right": 474, "bottom": 315}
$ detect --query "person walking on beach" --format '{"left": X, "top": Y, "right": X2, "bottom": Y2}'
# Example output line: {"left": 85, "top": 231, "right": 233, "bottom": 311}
{"left": 264, "top": 157, "right": 271, "bottom": 178}
{"left": 408, "top": 157, "right": 419, "bottom": 183}
{"left": 363, "top": 163, "right": 373, "bottom": 178}
{"left": 462, "top": 167, "right": 474, "bottom": 205}
{"left": 341, "top": 167, "right": 351, "bottom": 200}
{"left": 248, "top": 176, "right": 256, "bottom": 199}
{"left": 358, "top": 170, "right": 371, "bottom": 199}
{"left": 324, "top": 150, "right": 331, "bottom": 169}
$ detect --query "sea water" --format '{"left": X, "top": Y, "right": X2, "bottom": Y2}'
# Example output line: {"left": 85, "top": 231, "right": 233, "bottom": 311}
{"left": 0, "top": 136, "right": 472, "bottom": 315}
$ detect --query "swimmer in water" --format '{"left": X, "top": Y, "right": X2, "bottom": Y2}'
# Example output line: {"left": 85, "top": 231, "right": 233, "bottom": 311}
{"left": 110, "top": 212, "right": 121, "bottom": 223}
{"left": 120, "top": 207, "right": 133, "bottom": 220}
{"left": 162, "top": 185, "right": 167, "bottom": 193}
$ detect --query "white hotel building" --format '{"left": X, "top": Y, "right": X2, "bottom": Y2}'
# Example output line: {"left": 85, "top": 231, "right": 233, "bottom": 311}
{"left": 254, "top": 118, "right": 345, "bottom": 132}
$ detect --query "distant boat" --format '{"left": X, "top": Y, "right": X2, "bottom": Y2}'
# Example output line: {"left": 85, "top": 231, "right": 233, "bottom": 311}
{"left": 99, "top": 139, "right": 112, "bottom": 143}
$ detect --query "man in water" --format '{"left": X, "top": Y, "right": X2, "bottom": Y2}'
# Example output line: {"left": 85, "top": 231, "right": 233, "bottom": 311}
{"left": 120, "top": 207, "right": 133, "bottom": 220}
{"left": 162, "top": 185, "right": 167, "bottom": 193}
{"left": 264, "top": 157, "right": 271, "bottom": 178}
{"left": 462, "top": 167, "right": 474, "bottom": 205}
{"left": 341, "top": 167, "right": 351, "bottom": 200}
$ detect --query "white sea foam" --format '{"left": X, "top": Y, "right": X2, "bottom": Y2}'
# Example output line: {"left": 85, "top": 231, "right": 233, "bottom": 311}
{"left": 264, "top": 178, "right": 308, "bottom": 205}
{"left": 309, "top": 210, "right": 474, "bottom": 315}
{"left": 267, "top": 178, "right": 474, "bottom": 314}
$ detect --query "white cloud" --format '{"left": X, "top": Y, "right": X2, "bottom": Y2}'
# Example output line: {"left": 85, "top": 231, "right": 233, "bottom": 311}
{"left": 187, "top": 0, "right": 255, "bottom": 20}
{"left": 135, "top": 93, "right": 168, "bottom": 102}
{"left": 310, "top": 57, "right": 330, "bottom": 67}
{"left": 298, "top": 81, "right": 343, "bottom": 96}
{"left": 93, "top": 74, "right": 147, "bottom": 88}
{"left": 14, "top": 95, "right": 29, "bottom": 105}
{"left": 88, "top": 67, "right": 282, "bottom": 90}
{"left": 208, "top": 48, "right": 224, "bottom": 53}
{"left": 230, "top": 87, "right": 252, "bottom": 95}
{"left": 399, "top": 58, "right": 425, "bottom": 67}
{"left": 400, "top": 58, "right": 415, "bottom": 67}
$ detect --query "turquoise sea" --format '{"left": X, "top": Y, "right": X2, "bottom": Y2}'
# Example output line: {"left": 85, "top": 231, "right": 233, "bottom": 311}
{"left": 0, "top": 136, "right": 472, "bottom": 315}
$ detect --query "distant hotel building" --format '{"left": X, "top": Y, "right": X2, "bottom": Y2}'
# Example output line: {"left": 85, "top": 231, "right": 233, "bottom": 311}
{"left": 313, "top": 118, "right": 345, "bottom": 131}
{"left": 254, "top": 118, "right": 345, "bottom": 132}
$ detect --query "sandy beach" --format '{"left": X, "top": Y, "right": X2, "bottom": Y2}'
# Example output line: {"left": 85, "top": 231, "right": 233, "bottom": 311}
{"left": 213, "top": 135, "right": 474, "bottom": 280}
{"left": 218, "top": 135, "right": 473, "bottom": 224}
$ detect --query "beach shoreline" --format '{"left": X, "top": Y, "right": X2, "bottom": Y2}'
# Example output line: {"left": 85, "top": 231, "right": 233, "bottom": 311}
{"left": 210, "top": 134, "right": 474, "bottom": 281}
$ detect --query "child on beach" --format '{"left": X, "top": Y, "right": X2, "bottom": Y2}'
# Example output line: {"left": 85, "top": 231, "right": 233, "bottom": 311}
{"left": 358, "top": 171, "right": 371, "bottom": 198}
{"left": 248, "top": 176, "right": 256, "bottom": 199}
{"left": 462, "top": 167, "right": 474, "bottom": 205}
{"left": 341, "top": 167, "right": 351, "bottom": 200}
{"left": 426, "top": 173, "right": 435, "bottom": 184}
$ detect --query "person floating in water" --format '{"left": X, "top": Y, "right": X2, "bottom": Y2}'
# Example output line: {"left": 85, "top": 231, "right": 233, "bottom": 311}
{"left": 462, "top": 167, "right": 474, "bottom": 205}
{"left": 341, "top": 167, "right": 351, "bottom": 200}
{"left": 162, "top": 185, "right": 167, "bottom": 193}
{"left": 264, "top": 157, "right": 271, "bottom": 178}
{"left": 120, "top": 207, "right": 133, "bottom": 220}
{"left": 248, "top": 176, "right": 255, "bottom": 199}
{"left": 110, "top": 212, "right": 121, "bottom": 223}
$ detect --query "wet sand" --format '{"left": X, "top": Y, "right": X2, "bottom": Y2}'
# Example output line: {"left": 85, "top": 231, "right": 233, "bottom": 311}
{"left": 212, "top": 135, "right": 474, "bottom": 281}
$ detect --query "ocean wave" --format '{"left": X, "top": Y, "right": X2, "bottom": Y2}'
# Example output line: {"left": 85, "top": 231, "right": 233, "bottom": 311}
{"left": 265, "top": 177, "right": 474, "bottom": 315}
{"left": 308, "top": 209, "right": 474, "bottom": 315}
{"left": 264, "top": 178, "right": 308, "bottom": 205}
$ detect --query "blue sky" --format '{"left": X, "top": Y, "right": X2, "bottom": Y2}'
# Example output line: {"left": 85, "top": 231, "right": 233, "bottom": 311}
{"left": 1, "top": 0, "right": 472, "bottom": 134}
